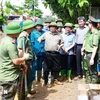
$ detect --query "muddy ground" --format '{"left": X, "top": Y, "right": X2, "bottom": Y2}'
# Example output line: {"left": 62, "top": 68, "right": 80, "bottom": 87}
{"left": 29, "top": 78, "right": 85, "bottom": 100}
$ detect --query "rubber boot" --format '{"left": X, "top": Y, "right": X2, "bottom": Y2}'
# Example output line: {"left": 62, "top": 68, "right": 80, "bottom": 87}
{"left": 67, "top": 70, "right": 72, "bottom": 83}
{"left": 59, "top": 70, "right": 65, "bottom": 81}
{"left": 61, "top": 70, "right": 65, "bottom": 76}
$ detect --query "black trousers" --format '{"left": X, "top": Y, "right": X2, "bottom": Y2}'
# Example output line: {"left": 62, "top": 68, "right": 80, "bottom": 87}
{"left": 60, "top": 55, "right": 73, "bottom": 70}
{"left": 76, "top": 44, "right": 84, "bottom": 75}
{"left": 43, "top": 51, "right": 61, "bottom": 84}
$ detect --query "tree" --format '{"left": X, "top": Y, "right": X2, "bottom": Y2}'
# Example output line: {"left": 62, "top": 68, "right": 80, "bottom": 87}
{"left": 5, "top": 0, "right": 43, "bottom": 17}
{"left": 0, "top": 0, "right": 6, "bottom": 29}
{"left": 44, "top": 0, "right": 90, "bottom": 23}
{"left": 44, "top": 0, "right": 100, "bottom": 23}
{"left": 24, "top": 0, "right": 43, "bottom": 17}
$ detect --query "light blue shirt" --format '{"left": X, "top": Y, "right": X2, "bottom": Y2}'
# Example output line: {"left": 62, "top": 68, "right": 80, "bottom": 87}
{"left": 60, "top": 32, "right": 76, "bottom": 55}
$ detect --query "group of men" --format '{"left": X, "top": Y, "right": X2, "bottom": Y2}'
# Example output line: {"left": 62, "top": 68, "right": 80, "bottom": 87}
{"left": 0, "top": 15, "right": 100, "bottom": 100}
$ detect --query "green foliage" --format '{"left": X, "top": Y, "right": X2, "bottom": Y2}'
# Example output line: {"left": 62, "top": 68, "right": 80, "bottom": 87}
{"left": 24, "top": 0, "right": 43, "bottom": 17}
{"left": 45, "top": 0, "right": 91, "bottom": 23}
{"left": 0, "top": 16, "right": 6, "bottom": 26}
{"left": 5, "top": 0, "right": 43, "bottom": 17}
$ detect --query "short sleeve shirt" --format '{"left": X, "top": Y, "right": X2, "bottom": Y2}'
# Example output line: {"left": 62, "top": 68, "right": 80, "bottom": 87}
{"left": 38, "top": 31, "right": 63, "bottom": 52}
{"left": 0, "top": 36, "right": 20, "bottom": 82}
{"left": 84, "top": 30, "right": 99, "bottom": 52}
{"left": 17, "top": 31, "right": 33, "bottom": 60}
{"left": 60, "top": 32, "right": 76, "bottom": 55}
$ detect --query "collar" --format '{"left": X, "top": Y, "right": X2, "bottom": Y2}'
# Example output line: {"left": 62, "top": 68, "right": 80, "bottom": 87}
{"left": 65, "top": 32, "right": 72, "bottom": 36}
{"left": 50, "top": 31, "right": 58, "bottom": 35}
{"left": 91, "top": 29, "right": 98, "bottom": 34}
{"left": 79, "top": 25, "right": 87, "bottom": 30}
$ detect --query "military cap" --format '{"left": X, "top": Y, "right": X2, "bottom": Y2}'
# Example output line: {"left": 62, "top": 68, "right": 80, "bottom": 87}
{"left": 56, "top": 19, "right": 63, "bottom": 23}
{"left": 57, "top": 22, "right": 63, "bottom": 28}
{"left": 45, "top": 19, "right": 51, "bottom": 23}
{"left": 4, "top": 22, "right": 21, "bottom": 34}
{"left": 89, "top": 16, "right": 98, "bottom": 23}
{"left": 22, "top": 20, "right": 35, "bottom": 30}
{"left": 64, "top": 23, "right": 73, "bottom": 28}
{"left": 49, "top": 22, "right": 57, "bottom": 28}
{"left": 35, "top": 20, "right": 43, "bottom": 27}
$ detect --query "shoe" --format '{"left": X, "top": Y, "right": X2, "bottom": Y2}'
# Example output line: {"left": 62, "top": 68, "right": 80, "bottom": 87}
{"left": 29, "top": 89, "right": 36, "bottom": 94}
{"left": 43, "top": 83, "right": 52, "bottom": 88}
{"left": 74, "top": 75, "right": 81, "bottom": 81}
{"left": 82, "top": 75, "right": 85, "bottom": 78}
{"left": 68, "top": 78, "right": 72, "bottom": 83}
{"left": 54, "top": 80, "right": 63, "bottom": 85}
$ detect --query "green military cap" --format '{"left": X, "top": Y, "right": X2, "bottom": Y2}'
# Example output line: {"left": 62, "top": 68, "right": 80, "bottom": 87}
{"left": 22, "top": 20, "right": 35, "bottom": 30}
{"left": 49, "top": 22, "right": 57, "bottom": 28}
{"left": 35, "top": 20, "right": 43, "bottom": 27}
{"left": 89, "top": 16, "right": 98, "bottom": 23}
{"left": 45, "top": 19, "right": 51, "bottom": 23}
{"left": 4, "top": 22, "right": 21, "bottom": 34}
{"left": 64, "top": 23, "right": 73, "bottom": 28}
{"left": 57, "top": 22, "right": 63, "bottom": 28}
{"left": 56, "top": 19, "right": 63, "bottom": 23}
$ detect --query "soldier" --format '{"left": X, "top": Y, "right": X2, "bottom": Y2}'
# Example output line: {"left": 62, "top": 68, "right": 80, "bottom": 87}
{"left": 0, "top": 22, "right": 28, "bottom": 100}
{"left": 30, "top": 20, "right": 45, "bottom": 83}
{"left": 81, "top": 16, "right": 99, "bottom": 83}
{"left": 17, "top": 20, "right": 36, "bottom": 95}
{"left": 38, "top": 22, "right": 64, "bottom": 87}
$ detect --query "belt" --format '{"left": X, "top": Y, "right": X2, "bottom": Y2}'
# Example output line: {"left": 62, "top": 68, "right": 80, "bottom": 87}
{"left": 76, "top": 44, "right": 83, "bottom": 46}
{"left": 85, "top": 51, "right": 92, "bottom": 54}
{"left": 46, "top": 51, "right": 59, "bottom": 54}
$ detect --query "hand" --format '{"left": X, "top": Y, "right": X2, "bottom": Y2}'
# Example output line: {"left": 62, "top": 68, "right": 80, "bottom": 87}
{"left": 23, "top": 53, "right": 29, "bottom": 60}
{"left": 65, "top": 48, "right": 69, "bottom": 53}
{"left": 37, "top": 38, "right": 41, "bottom": 43}
{"left": 81, "top": 48, "right": 85, "bottom": 56}
{"left": 90, "top": 58, "right": 94, "bottom": 66}
{"left": 58, "top": 44, "right": 64, "bottom": 50}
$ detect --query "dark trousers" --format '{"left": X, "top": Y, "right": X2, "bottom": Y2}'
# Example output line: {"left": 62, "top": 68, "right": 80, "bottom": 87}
{"left": 26, "top": 60, "right": 33, "bottom": 92}
{"left": 76, "top": 44, "right": 84, "bottom": 75}
{"left": 43, "top": 51, "right": 61, "bottom": 84}
{"left": 60, "top": 55, "right": 73, "bottom": 71}
{"left": 0, "top": 80, "right": 18, "bottom": 100}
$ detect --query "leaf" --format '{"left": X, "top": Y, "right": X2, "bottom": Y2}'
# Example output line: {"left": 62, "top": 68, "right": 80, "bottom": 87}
{"left": 77, "top": 0, "right": 89, "bottom": 8}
